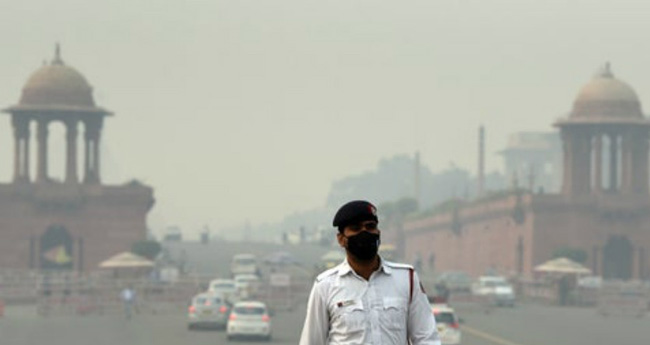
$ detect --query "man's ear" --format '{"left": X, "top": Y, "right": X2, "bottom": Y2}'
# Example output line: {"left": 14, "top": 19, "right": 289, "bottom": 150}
{"left": 336, "top": 232, "right": 346, "bottom": 248}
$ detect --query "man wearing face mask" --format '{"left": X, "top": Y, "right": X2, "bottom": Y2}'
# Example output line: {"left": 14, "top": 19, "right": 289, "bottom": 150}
{"left": 299, "top": 200, "right": 440, "bottom": 345}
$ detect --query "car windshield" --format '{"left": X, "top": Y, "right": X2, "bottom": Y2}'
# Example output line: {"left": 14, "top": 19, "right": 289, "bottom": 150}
{"left": 234, "top": 306, "right": 266, "bottom": 315}
{"left": 485, "top": 280, "right": 507, "bottom": 287}
{"left": 194, "top": 297, "right": 222, "bottom": 305}
{"left": 235, "top": 258, "right": 256, "bottom": 265}
{"left": 213, "top": 283, "right": 235, "bottom": 290}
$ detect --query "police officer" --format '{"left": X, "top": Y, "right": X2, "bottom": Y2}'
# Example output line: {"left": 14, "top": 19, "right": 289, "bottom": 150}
{"left": 300, "top": 200, "right": 440, "bottom": 345}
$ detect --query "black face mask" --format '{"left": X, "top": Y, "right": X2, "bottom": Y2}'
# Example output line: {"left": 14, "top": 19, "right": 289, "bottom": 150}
{"left": 345, "top": 231, "right": 380, "bottom": 262}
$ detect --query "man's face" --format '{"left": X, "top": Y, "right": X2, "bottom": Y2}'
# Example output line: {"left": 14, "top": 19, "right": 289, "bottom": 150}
{"left": 337, "top": 220, "right": 380, "bottom": 248}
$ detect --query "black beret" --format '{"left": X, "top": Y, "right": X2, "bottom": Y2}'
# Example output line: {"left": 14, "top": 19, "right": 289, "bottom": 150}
{"left": 333, "top": 200, "right": 378, "bottom": 228}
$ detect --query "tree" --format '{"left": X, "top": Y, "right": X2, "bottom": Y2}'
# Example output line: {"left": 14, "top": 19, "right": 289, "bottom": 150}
{"left": 552, "top": 246, "right": 587, "bottom": 264}
{"left": 131, "top": 240, "right": 162, "bottom": 260}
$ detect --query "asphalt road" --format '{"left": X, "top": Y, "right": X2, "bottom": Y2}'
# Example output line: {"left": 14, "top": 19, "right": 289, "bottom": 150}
{"left": 2, "top": 301, "right": 648, "bottom": 345}
{"left": 6, "top": 242, "right": 639, "bottom": 345}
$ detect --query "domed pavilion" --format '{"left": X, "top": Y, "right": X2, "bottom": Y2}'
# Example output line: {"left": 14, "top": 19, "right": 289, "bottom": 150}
{"left": 403, "top": 64, "right": 650, "bottom": 282}
{"left": 0, "top": 45, "right": 154, "bottom": 272}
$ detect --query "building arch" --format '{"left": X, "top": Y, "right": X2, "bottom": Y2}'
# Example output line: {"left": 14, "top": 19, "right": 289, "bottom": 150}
{"left": 39, "top": 225, "right": 74, "bottom": 270}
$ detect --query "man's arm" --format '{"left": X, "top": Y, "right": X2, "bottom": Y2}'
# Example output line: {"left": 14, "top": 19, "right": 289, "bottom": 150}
{"left": 408, "top": 272, "right": 441, "bottom": 345}
{"left": 299, "top": 280, "right": 329, "bottom": 345}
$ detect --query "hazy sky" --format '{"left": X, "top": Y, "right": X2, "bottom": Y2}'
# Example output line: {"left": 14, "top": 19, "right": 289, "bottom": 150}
{"left": 1, "top": 0, "right": 650, "bottom": 236}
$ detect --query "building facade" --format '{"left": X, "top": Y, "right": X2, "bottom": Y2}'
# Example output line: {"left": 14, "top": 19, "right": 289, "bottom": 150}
{"left": 404, "top": 65, "right": 650, "bottom": 280}
{"left": 0, "top": 46, "right": 154, "bottom": 272}
{"left": 500, "top": 132, "right": 562, "bottom": 193}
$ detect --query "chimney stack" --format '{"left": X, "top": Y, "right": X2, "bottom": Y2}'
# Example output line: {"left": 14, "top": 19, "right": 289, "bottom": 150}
{"left": 478, "top": 125, "right": 485, "bottom": 198}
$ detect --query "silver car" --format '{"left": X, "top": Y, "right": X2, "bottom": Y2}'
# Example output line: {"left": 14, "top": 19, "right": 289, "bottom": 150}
{"left": 226, "top": 301, "right": 272, "bottom": 341}
{"left": 188, "top": 292, "right": 231, "bottom": 330}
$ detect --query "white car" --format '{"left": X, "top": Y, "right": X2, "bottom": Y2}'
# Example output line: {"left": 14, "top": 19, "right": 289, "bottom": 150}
{"left": 231, "top": 254, "right": 258, "bottom": 276}
{"left": 227, "top": 301, "right": 272, "bottom": 341}
{"left": 473, "top": 276, "right": 515, "bottom": 307}
{"left": 234, "top": 274, "right": 261, "bottom": 300}
{"left": 431, "top": 304, "right": 462, "bottom": 345}
{"left": 208, "top": 279, "right": 238, "bottom": 304}
{"left": 187, "top": 292, "right": 231, "bottom": 330}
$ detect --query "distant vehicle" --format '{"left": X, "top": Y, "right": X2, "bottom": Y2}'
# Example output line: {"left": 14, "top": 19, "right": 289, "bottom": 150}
{"left": 473, "top": 276, "right": 515, "bottom": 307}
{"left": 234, "top": 274, "right": 261, "bottom": 300}
{"left": 227, "top": 301, "right": 272, "bottom": 341}
{"left": 187, "top": 292, "right": 231, "bottom": 330}
{"left": 208, "top": 279, "right": 238, "bottom": 304}
{"left": 431, "top": 303, "right": 462, "bottom": 345}
{"left": 162, "top": 226, "right": 183, "bottom": 242}
{"left": 436, "top": 271, "right": 473, "bottom": 292}
{"left": 231, "top": 254, "right": 259, "bottom": 276}
{"left": 577, "top": 275, "right": 603, "bottom": 289}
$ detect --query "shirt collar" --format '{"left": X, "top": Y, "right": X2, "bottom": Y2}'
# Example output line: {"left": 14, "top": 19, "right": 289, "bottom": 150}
{"left": 337, "top": 256, "right": 392, "bottom": 276}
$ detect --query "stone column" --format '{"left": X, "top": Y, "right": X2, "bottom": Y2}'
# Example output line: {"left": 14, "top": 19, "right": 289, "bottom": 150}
{"left": 593, "top": 134, "right": 602, "bottom": 194}
{"left": 65, "top": 120, "right": 78, "bottom": 183}
{"left": 94, "top": 129, "right": 101, "bottom": 183}
{"left": 84, "top": 135, "right": 90, "bottom": 182}
{"left": 561, "top": 129, "right": 572, "bottom": 195}
{"left": 572, "top": 129, "right": 592, "bottom": 195}
{"left": 621, "top": 131, "right": 633, "bottom": 193}
{"left": 630, "top": 130, "right": 649, "bottom": 194}
{"left": 13, "top": 122, "right": 21, "bottom": 181}
{"left": 36, "top": 118, "right": 49, "bottom": 183}
{"left": 12, "top": 116, "right": 31, "bottom": 182}
{"left": 23, "top": 127, "right": 31, "bottom": 181}
{"left": 609, "top": 133, "right": 618, "bottom": 192}
{"left": 83, "top": 118, "right": 102, "bottom": 184}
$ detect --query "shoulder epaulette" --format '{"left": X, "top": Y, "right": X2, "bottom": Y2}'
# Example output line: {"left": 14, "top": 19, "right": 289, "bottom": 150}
{"left": 384, "top": 261, "right": 414, "bottom": 270}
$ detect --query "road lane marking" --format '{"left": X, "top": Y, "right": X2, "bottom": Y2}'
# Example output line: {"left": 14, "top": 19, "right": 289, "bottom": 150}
{"left": 461, "top": 325, "right": 525, "bottom": 345}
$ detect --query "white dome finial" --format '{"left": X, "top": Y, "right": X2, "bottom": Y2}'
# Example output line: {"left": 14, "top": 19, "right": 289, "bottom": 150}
{"left": 52, "top": 42, "right": 64, "bottom": 65}
{"left": 598, "top": 61, "right": 613, "bottom": 78}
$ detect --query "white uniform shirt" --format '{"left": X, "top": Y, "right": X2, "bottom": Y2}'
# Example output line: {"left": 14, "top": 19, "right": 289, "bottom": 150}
{"left": 299, "top": 258, "right": 441, "bottom": 345}
{"left": 121, "top": 288, "right": 135, "bottom": 302}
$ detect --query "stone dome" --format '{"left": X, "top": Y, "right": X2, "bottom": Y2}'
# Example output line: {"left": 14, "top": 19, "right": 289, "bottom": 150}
{"left": 571, "top": 63, "right": 642, "bottom": 119}
{"left": 19, "top": 46, "right": 95, "bottom": 108}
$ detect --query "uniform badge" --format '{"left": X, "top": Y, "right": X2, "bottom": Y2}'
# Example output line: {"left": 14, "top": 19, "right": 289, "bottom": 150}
{"left": 336, "top": 300, "right": 355, "bottom": 308}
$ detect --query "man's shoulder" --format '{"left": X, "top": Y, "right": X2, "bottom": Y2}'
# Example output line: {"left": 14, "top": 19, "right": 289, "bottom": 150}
{"left": 315, "top": 264, "right": 343, "bottom": 283}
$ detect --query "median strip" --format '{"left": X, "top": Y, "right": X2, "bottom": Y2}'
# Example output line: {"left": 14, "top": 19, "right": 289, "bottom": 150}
{"left": 461, "top": 325, "right": 525, "bottom": 345}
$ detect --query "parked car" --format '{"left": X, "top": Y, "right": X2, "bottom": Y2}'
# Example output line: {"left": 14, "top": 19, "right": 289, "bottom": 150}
{"left": 431, "top": 303, "right": 462, "bottom": 345}
{"left": 227, "top": 301, "right": 272, "bottom": 341}
{"left": 231, "top": 254, "right": 259, "bottom": 276}
{"left": 187, "top": 292, "right": 231, "bottom": 330}
{"left": 208, "top": 279, "right": 238, "bottom": 304}
{"left": 473, "top": 275, "right": 515, "bottom": 307}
